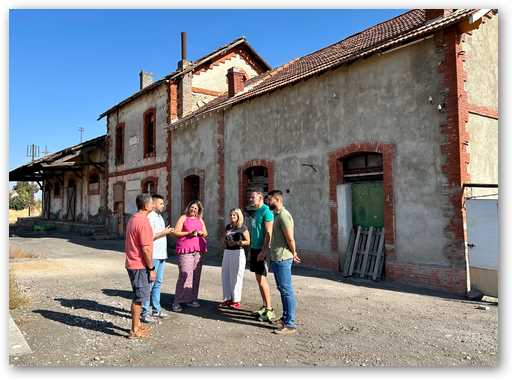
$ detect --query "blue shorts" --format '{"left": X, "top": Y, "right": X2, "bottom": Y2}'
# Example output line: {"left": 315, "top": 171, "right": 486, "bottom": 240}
{"left": 127, "top": 269, "right": 150, "bottom": 304}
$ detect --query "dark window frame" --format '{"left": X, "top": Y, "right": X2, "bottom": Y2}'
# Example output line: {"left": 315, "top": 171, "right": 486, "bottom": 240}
{"left": 143, "top": 108, "right": 157, "bottom": 158}
{"left": 115, "top": 122, "right": 125, "bottom": 166}
{"left": 141, "top": 176, "right": 158, "bottom": 194}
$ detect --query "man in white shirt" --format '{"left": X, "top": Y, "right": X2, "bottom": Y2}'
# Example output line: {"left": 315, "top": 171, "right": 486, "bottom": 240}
{"left": 141, "top": 193, "right": 174, "bottom": 323}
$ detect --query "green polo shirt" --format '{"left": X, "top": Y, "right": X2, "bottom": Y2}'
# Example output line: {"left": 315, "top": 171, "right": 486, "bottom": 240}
{"left": 270, "top": 207, "right": 294, "bottom": 262}
{"left": 250, "top": 203, "right": 274, "bottom": 249}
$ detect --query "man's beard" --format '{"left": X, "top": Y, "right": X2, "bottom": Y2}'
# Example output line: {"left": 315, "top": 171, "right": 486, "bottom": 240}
{"left": 269, "top": 204, "right": 277, "bottom": 211}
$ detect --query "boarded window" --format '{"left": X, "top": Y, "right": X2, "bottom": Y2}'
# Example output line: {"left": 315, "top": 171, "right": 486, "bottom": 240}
{"left": 54, "top": 182, "right": 61, "bottom": 197}
{"left": 88, "top": 172, "right": 100, "bottom": 194}
{"left": 113, "top": 182, "right": 125, "bottom": 203}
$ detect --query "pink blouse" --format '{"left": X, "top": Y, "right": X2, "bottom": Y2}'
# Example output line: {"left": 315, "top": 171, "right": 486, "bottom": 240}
{"left": 175, "top": 216, "right": 208, "bottom": 254}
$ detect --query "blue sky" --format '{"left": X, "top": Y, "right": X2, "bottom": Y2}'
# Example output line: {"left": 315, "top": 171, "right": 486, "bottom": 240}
{"left": 9, "top": 8, "right": 406, "bottom": 171}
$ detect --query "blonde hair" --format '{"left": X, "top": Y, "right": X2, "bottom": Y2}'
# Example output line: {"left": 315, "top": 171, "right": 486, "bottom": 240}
{"left": 185, "top": 200, "right": 204, "bottom": 218}
{"left": 229, "top": 208, "right": 244, "bottom": 229}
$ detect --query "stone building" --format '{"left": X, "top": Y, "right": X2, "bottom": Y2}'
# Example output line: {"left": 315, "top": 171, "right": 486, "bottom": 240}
{"left": 9, "top": 136, "right": 108, "bottom": 224}
{"left": 96, "top": 9, "right": 497, "bottom": 294}
{"left": 98, "top": 36, "right": 270, "bottom": 235}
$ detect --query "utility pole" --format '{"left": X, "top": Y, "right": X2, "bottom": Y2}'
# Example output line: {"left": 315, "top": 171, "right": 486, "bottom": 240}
{"left": 25, "top": 144, "right": 41, "bottom": 216}
{"left": 78, "top": 127, "right": 85, "bottom": 143}
{"left": 42, "top": 145, "right": 50, "bottom": 156}
{"left": 26, "top": 144, "right": 40, "bottom": 162}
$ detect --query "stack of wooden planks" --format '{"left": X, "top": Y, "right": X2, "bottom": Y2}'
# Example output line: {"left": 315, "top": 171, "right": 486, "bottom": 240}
{"left": 342, "top": 226, "right": 385, "bottom": 281}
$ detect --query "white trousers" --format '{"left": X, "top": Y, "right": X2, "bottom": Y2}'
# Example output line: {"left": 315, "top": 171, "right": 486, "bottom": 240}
{"left": 221, "top": 248, "right": 246, "bottom": 302}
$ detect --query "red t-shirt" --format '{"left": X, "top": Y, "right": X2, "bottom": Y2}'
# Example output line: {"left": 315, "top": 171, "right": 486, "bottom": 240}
{"left": 125, "top": 212, "right": 153, "bottom": 269}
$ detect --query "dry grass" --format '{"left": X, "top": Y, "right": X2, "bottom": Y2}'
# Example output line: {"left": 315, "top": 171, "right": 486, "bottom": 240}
{"left": 9, "top": 247, "right": 36, "bottom": 260}
{"left": 8, "top": 208, "right": 41, "bottom": 224}
{"left": 9, "top": 271, "right": 29, "bottom": 310}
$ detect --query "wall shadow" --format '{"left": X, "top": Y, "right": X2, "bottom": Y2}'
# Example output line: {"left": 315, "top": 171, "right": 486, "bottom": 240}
{"left": 12, "top": 230, "right": 483, "bottom": 303}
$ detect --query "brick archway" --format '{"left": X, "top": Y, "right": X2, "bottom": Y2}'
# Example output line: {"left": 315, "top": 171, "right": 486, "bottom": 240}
{"left": 141, "top": 176, "right": 159, "bottom": 194}
{"left": 328, "top": 142, "right": 395, "bottom": 254}
{"left": 238, "top": 159, "right": 274, "bottom": 209}
{"left": 181, "top": 168, "right": 205, "bottom": 212}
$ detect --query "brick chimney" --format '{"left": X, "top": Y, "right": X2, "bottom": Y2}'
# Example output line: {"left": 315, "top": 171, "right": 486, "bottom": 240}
{"left": 226, "top": 67, "right": 247, "bottom": 97}
{"left": 139, "top": 70, "right": 154, "bottom": 90}
{"left": 425, "top": 9, "right": 451, "bottom": 21}
{"left": 177, "top": 32, "right": 193, "bottom": 118}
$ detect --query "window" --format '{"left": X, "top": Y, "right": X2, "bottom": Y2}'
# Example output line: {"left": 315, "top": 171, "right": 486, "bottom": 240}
{"left": 88, "top": 171, "right": 100, "bottom": 195}
{"left": 143, "top": 108, "right": 156, "bottom": 157}
{"left": 141, "top": 177, "right": 158, "bottom": 195}
{"left": 342, "top": 153, "right": 383, "bottom": 182}
{"left": 115, "top": 123, "right": 125, "bottom": 166}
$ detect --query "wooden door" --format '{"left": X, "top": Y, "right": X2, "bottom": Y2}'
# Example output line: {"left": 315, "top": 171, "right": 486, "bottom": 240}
{"left": 113, "top": 182, "right": 125, "bottom": 235}
{"left": 351, "top": 181, "right": 384, "bottom": 228}
{"left": 66, "top": 184, "right": 76, "bottom": 221}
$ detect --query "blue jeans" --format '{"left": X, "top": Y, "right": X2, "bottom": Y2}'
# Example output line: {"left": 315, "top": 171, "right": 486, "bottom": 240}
{"left": 142, "top": 259, "right": 166, "bottom": 316}
{"left": 271, "top": 259, "right": 297, "bottom": 328}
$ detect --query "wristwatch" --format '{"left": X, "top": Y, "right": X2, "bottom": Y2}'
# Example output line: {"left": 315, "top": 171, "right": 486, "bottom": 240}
{"left": 148, "top": 266, "right": 155, "bottom": 271}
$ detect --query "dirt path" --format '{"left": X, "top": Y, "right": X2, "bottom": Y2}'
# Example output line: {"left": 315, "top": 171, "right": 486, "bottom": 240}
{"left": 9, "top": 234, "right": 498, "bottom": 367}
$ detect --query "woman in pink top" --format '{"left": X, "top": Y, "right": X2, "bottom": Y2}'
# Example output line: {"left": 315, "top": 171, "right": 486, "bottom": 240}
{"left": 172, "top": 200, "right": 208, "bottom": 312}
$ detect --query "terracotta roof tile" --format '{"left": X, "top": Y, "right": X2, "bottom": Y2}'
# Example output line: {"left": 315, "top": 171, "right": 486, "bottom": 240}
{"left": 171, "top": 9, "right": 477, "bottom": 129}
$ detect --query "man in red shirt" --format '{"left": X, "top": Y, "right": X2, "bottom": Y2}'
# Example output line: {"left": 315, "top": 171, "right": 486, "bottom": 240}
{"left": 125, "top": 193, "right": 156, "bottom": 339}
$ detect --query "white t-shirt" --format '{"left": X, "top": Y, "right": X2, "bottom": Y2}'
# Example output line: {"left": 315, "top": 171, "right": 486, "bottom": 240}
{"left": 148, "top": 211, "right": 168, "bottom": 260}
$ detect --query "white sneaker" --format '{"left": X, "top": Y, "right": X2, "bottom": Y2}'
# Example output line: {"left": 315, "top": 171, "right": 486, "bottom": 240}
{"left": 140, "top": 314, "right": 156, "bottom": 323}
{"left": 152, "top": 310, "right": 169, "bottom": 319}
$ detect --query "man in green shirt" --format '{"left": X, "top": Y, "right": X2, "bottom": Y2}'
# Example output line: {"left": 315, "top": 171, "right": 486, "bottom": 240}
{"left": 248, "top": 191, "right": 275, "bottom": 323}
{"left": 267, "top": 190, "right": 301, "bottom": 334}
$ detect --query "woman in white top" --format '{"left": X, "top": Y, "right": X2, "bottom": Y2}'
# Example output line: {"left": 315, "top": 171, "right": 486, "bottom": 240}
{"left": 218, "top": 208, "right": 250, "bottom": 310}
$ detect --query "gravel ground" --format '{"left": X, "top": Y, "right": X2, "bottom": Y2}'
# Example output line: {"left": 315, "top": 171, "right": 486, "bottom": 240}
{"left": 9, "top": 233, "right": 498, "bottom": 367}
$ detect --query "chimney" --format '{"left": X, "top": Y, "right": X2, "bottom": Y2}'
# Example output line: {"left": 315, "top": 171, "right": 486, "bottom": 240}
{"left": 177, "top": 32, "right": 193, "bottom": 117}
{"left": 139, "top": 70, "right": 154, "bottom": 90}
{"left": 177, "top": 31, "right": 191, "bottom": 70}
{"left": 226, "top": 67, "right": 247, "bottom": 97}
{"left": 425, "top": 9, "right": 451, "bottom": 22}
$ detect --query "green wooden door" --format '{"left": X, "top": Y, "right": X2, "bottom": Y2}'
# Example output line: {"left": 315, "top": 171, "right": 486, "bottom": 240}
{"left": 351, "top": 181, "right": 384, "bottom": 228}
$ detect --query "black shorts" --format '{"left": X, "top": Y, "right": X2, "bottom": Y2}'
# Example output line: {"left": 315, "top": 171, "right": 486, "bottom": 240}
{"left": 249, "top": 248, "right": 268, "bottom": 276}
{"left": 127, "top": 269, "right": 151, "bottom": 304}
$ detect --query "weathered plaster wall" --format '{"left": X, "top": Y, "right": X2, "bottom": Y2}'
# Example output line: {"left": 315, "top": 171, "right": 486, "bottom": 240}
{"left": 466, "top": 115, "right": 498, "bottom": 188}
{"left": 106, "top": 84, "right": 169, "bottom": 215}
{"left": 107, "top": 84, "right": 168, "bottom": 172}
{"left": 463, "top": 13, "right": 498, "bottom": 109}
{"left": 222, "top": 37, "right": 451, "bottom": 269}
{"left": 463, "top": 13, "right": 499, "bottom": 197}
{"left": 171, "top": 117, "right": 220, "bottom": 242}
{"left": 192, "top": 53, "right": 259, "bottom": 93}
{"left": 107, "top": 168, "right": 168, "bottom": 216}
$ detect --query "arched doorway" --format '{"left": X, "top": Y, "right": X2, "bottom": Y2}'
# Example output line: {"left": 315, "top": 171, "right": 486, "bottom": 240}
{"left": 241, "top": 166, "right": 269, "bottom": 212}
{"left": 183, "top": 174, "right": 200, "bottom": 209}
{"left": 66, "top": 178, "right": 77, "bottom": 221}
{"left": 341, "top": 152, "right": 384, "bottom": 229}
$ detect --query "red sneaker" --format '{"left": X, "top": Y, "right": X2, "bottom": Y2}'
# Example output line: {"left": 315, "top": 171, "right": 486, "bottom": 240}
{"left": 218, "top": 300, "right": 232, "bottom": 308}
{"left": 230, "top": 302, "right": 241, "bottom": 309}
